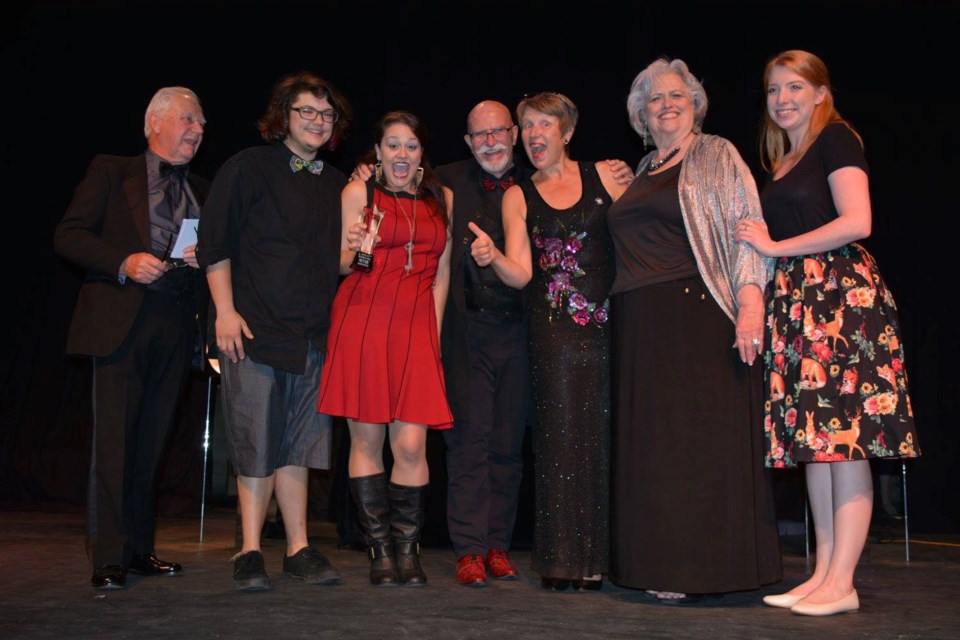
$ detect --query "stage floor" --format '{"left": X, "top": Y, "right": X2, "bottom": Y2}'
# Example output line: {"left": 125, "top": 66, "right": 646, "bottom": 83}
{"left": 1, "top": 507, "right": 957, "bottom": 640}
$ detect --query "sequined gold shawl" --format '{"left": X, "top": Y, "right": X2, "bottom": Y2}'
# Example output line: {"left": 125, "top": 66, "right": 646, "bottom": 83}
{"left": 636, "top": 133, "right": 773, "bottom": 323}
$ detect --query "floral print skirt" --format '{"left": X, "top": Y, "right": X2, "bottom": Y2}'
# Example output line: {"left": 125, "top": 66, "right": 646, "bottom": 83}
{"left": 763, "top": 242, "right": 919, "bottom": 467}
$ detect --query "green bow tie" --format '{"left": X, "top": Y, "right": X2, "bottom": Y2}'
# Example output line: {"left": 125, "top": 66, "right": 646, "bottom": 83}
{"left": 290, "top": 156, "right": 324, "bottom": 175}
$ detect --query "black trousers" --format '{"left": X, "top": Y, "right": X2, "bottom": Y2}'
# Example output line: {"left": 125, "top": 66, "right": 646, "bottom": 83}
{"left": 442, "top": 312, "right": 527, "bottom": 558}
{"left": 87, "top": 291, "right": 194, "bottom": 568}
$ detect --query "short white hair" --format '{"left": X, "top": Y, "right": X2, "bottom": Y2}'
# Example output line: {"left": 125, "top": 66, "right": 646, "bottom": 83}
{"left": 626, "top": 58, "right": 708, "bottom": 146}
{"left": 144, "top": 86, "right": 200, "bottom": 138}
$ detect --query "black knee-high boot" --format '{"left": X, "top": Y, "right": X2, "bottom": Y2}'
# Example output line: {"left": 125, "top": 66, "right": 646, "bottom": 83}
{"left": 389, "top": 482, "right": 429, "bottom": 587}
{"left": 349, "top": 473, "right": 399, "bottom": 587}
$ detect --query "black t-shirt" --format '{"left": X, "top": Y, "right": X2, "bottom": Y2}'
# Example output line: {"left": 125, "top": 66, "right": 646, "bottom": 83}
{"left": 760, "top": 123, "right": 869, "bottom": 241}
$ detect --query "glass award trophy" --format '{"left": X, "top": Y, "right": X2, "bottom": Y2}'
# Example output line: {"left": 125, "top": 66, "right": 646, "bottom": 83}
{"left": 350, "top": 203, "right": 385, "bottom": 272}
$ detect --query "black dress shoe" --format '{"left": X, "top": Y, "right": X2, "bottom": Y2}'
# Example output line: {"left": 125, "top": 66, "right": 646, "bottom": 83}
{"left": 540, "top": 577, "right": 571, "bottom": 591}
{"left": 571, "top": 578, "right": 603, "bottom": 591}
{"left": 92, "top": 565, "right": 127, "bottom": 589}
{"left": 128, "top": 553, "right": 183, "bottom": 576}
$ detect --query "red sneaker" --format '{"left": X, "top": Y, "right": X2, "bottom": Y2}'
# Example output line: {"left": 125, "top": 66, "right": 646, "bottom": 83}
{"left": 486, "top": 549, "right": 519, "bottom": 580}
{"left": 456, "top": 554, "right": 488, "bottom": 587}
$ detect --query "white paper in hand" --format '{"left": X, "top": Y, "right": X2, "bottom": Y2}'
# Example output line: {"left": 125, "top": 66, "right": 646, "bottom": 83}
{"left": 170, "top": 219, "right": 199, "bottom": 259}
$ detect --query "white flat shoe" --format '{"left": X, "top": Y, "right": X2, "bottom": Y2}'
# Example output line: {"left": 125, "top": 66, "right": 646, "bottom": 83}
{"left": 762, "top": 593, "right": 804, "bottom": 608}
{"left": 790, "top": 590, "right": 859, "bottom": 616}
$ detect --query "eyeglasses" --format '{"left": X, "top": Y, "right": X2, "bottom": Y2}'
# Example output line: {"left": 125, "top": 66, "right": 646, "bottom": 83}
{"left": 467, "top": 126, "right": 514, "bottom": 143}
{"left": 291, "top": 106, "right": 339, "bottom": 123}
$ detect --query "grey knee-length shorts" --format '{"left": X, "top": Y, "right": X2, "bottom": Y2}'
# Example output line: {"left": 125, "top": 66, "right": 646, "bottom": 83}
{"left": 219, "top": 342, "right": 332, "bottom": 477}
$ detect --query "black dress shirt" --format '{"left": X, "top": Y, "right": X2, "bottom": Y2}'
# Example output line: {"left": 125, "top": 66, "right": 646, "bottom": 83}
{"left": 197, "top": 143, "right": 345, "bottom": 374}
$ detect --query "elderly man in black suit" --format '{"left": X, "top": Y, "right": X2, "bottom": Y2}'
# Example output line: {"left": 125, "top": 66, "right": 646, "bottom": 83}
{"left": 54, "top": 86, "right": 209, "bottom": 590}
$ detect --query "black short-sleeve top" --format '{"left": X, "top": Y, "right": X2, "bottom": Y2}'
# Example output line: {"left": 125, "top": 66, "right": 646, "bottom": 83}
{"left": 760, "top": 122, "right": 868, "bottom": 241}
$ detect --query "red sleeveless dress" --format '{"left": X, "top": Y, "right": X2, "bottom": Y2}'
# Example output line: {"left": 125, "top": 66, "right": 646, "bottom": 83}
{"left": 318, "top": 184, "right": 453, "bottom": 429}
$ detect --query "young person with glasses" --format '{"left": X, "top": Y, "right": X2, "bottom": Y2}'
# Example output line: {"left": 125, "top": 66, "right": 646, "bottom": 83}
{"left": 197, "top": 70, "right": 353, "bottom": 592}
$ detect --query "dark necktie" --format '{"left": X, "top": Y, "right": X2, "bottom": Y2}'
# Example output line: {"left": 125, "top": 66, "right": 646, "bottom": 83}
{"left": 152, "top": 161, "right": 190, "bottom": 261}
{"left": 482, "top": 175, "right": 515, "bottom": 191}
{"left": 290, "top": 155, "right": 324, "bottom": 175}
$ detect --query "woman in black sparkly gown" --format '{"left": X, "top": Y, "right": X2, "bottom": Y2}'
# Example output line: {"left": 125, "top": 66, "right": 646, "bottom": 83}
{"left": 467, "top": 92, "right": 627, "bottom": 591}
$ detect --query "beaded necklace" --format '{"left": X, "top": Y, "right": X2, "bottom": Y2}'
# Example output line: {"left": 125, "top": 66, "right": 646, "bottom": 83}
{"left": 647, "top": 144, "right": 681, "bottom": 172}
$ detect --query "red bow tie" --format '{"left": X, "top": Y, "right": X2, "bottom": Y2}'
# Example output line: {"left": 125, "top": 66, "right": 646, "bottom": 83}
{"left": 482, "top": 175, "right": 515, "bottom": 191}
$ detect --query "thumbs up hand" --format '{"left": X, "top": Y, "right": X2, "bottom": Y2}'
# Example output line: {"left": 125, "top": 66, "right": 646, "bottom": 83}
{"left": 468, "top": 221, "right": 498, "bottom": 267}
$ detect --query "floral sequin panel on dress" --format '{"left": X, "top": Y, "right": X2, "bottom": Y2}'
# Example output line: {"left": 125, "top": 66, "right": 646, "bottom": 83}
{"left": 533, "top": 226, "right": 609, "bottom": 327}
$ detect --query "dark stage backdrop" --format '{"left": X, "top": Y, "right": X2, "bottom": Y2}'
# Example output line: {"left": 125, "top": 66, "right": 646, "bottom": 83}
{"left": 2, "top": 1, "right": 955, "bottom": 534}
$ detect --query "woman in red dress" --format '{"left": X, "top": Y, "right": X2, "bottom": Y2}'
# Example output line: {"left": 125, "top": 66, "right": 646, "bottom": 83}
{"left": 318, "top": 111, "right": 453, "bottom": 587}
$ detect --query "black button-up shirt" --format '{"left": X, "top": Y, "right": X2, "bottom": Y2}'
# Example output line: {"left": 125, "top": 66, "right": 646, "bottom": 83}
{"left": 197, "top": 143, "right": 345, "bottom": 374}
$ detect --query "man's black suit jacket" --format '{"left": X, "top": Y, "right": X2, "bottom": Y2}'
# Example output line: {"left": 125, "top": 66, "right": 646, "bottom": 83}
{"left": 54, "top": 153, "right": 210, "bottom": 358}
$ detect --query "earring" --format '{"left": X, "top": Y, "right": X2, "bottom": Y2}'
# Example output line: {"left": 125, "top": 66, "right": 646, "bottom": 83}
{"left": 375, "top": 161, "right": 383, "bottom": 184}
{"left": 413, "top": 166, "right": 424, "bottom": 189}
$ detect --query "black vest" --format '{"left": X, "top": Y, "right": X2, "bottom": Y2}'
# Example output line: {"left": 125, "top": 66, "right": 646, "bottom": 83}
{"left": 463, "top": 172, "right": 525, "bottom": 321}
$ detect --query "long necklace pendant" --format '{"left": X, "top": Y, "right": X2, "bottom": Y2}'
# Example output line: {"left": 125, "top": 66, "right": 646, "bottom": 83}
{"left": 404, "top": 241, "right": 414, "bottom": 274}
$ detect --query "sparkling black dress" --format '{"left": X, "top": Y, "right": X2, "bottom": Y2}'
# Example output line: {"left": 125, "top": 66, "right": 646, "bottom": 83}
{"left": 520, "top": 162, "right": 613, "bottom": 580}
